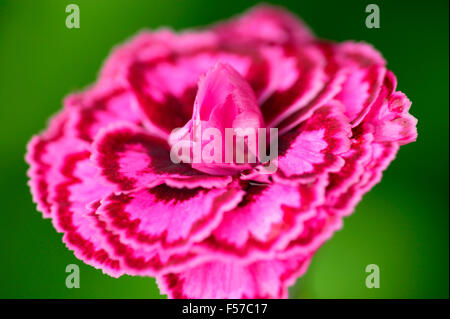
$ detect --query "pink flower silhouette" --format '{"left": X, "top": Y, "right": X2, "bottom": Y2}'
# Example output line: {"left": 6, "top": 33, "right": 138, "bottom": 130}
{"left": 26, "top": 5, "right": 417, "bottom": 298}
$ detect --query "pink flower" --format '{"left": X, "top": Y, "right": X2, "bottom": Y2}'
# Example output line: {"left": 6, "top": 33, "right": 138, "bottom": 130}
{"left": 26, "top": 5, "right": 417, "bottom": 298}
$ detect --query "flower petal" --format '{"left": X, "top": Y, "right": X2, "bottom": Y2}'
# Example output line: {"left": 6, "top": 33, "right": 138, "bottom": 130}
{"left": 92, "top": 123, "right": 232, "bottom": 191}
{"left": 196, "top": 176, "right": 326, "bottom": 261}
{"left": 260, "top": 45, "right": 327, "bottom": 128}
{"left": 96, "top": 183, "right": 244, "bottom": 254}
{"left": 127, "top": 48, "right": 257, "bottom": 138}
{"left": 158, "top": 255, "right": 311, "bottom": 299}
{"left": 51, "top": 150, "right": 210, "bottom": 277}
{"left": 276, "top": 41, "right": 386, "bottom": 133}
{"left": 213, "top": 5, "right": 314, "bottom": 46}
{"left": 367, "top": 71, "right": 418, "bottom": 145}
{"left": 173, "top": 62, "right": 264, "bottom": 175}
{"left": 51, "top": 151, "right": 124, "bottom": 277}
{"left": 329, "top": 141, "right": 400, "bottom": 216}
{"left": 274, "top": 102, "right": 351, "bottom": 181}
{"left": 65, "top": 82, "right": 141, "bottom": 142}
{"left": 26, "top": 111, "right": 88, "bottom": 217}
{"left": 334, "top": 42, "right": 386, "bottom": 126}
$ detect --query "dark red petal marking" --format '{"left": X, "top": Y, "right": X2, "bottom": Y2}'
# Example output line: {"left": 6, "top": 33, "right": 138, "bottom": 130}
{"left": 281, "top": 207, "right": 343, "bottom": 259}
{"left": 329, "top": 142, "right": 400, "bottom": 216}
{"left": 26, "top": 111, "right": 88, "bottom": 217}
{"left": 194, "top": 176, "right": 326, "bottom": 261}
{"left": 24, "top": 5, "right": 418, "bottom": 299}
{"left": 26, "top": 113, "right": 68, "bottom": 216}
{"left": 326, "top": 127, "right": 374, "bottom": 201}
{"left": 366, "top": 71, "right": 418, "bottom": 145}
{"left": 282, "top": 142, "right": 399, "bottom": 258}
{"left": 213, "top": 4, "right": 314, "bottom": 47}
{"left": 275, "top": 102, "right": 351, "bottom": 181}
{"left": 89, "top": 205, "right": 204, "bottom": 276}
{"left": 97, "top": 183, "right": 244, "bottom": 253}
{"left": 65, "top": 82, "right": 141, "bottom": 142}
{"left": 260, "top": 45, "right": 327, "bottom": 127}
{"left": 277, "top": 41, "right": 387, "bottom": 133}
{"left": 333, "top": 41, "right": 387, "bottom": 126}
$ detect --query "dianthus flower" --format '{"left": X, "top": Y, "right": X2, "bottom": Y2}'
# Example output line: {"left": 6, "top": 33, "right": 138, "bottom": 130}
{"left": 26, "top": 5, "right": 417, "bottom": 298}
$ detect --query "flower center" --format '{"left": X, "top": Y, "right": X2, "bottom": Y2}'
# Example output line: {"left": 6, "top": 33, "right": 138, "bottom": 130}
{"left": 169, "top": 62, "right": 277, "bottom": 176}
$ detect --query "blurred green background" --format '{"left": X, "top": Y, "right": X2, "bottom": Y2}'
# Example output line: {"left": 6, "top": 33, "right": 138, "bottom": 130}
{"left": 0, "top": 0, "right": 448, "bottom": 299}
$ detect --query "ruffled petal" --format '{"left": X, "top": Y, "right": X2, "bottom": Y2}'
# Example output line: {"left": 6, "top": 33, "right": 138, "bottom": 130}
{"left": 96, "top": 183, "right": 244, "bottom": 254}
{"left": 196, "top": 176, "right": 326, "bottom": 261}
{"left": 276, "top": 41, "right": 386, "bottom": 133}
{"left": 52, "top": 150, "right": 209, "bottom": 277}
{"left": 326, "top": 128, "right": 374, "bottom": 202}
{"left": 329, "top": 141, "right": 400, "bottom": 216}
{"left": 100, "top": 29, "right": 218, "bottom": 84}
{"left": 25, "top": 5, "right": 418, "bottom": 299}
{"left": 171, "top": 62, "right": 264, "bottom": 175}
{"left": 281, "top": 207, "right": 343, "bottom": 258}
{"left": 92, "top": 123, "right": 232, "bottom": 191}
{"left": 274, "top": 102, "right": 351, "bottom": 181}
{"left": 334, "top": 42, "right": 386, "bottom": 126}
{"left": 26, "top": 110, "right": 88, "bottom": 217}
{"left": 127, "top": 47, "right": 259, "bottom": 138}
{"left": 285, "top": 141, "right": 399, "bottom": 262}
{"left": 213, "top": 5, "right": 314, "bottom": 47}
{"left": 367, "top": 71, "right": 418, "bottom": 145}
{"left": 260, "top": 45, "right": 327, "bottom": 127}
{"left": 65, "top": 81, "right": 142, "bottom": 142}
{"left": 158, "top": 255, "right": 311, "bottom": 299}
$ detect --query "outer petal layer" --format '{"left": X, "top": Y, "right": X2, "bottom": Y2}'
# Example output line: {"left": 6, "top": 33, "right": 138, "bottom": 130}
{"left": 92, "top": 123, "right": 232, "bottom": 191}
{"left": 158, "top": 255, "right": 311, "bottom": 299}
{"left": 97, "top": 183, "right": 244, "bottom": 253}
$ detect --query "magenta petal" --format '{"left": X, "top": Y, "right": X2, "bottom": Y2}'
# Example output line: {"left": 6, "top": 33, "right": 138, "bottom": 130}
{"left": 101, "top": 30, "right": 219, "bottom": 84}
{"left": 51, "top": 150, "right": 203, "bottom": 277}
{"left": 89, "top": 208, "right": 205, "bottom": 276}
{"left": 96, "top": 184, "right": 244, "bottom": 253}
{"left": 158, "top": 255, "right": 311, "bottom": 299}
{"left": 127, "top": 49, "right": 257, "bottom": 138}
{"left": 214, "top": 5, "right": 314, "bottom": 47}
{"left": 275, "top": 102, "right": 351, "bottom": 180}
{"left": 330, "top": 141, "right": 400, "bottom": 216}
{"left": 65, "top": 81, "right": 141, "bottom": 142}
{"left": 334, "top": 42, "right": 387, "bottom": 126}
{"left": 26, "top": 111, "right": 88, "bottom": 217}
{"left": 260, "top": 45, "right": 327, "bottom": 128}
{"left": 367, "top": 72, "right": 418, "bottom": 145}
{"left": 373, "top": 96, "right": 418, "bottom": 145}
{"left": 282, "top": 144, "right": 399, "bottom": 258}
{"left": 326, "top": 130, "right": 374, "bottom": 202}
{"left": 276, "top": 41, "right": 386, "bottom": 133}
{"left": 211, "top": 184, "right": 303, "bottom": 249}
{"left": 92, "top": 123, "right": 232, "bottom": 191}
{"left": 192, "top": 63, "right": 263, "bottom": 131}
{"left": 51, "top": 151, "right": 123, "bottom": 277}
{"left": 174, "top": 62, "right": 264, "bottom": 175}
{"left": 282, "top": 206, "right": 343, "bottom": 258}
{"left": 196, "top": 176, "right": 326, "bottom": 261}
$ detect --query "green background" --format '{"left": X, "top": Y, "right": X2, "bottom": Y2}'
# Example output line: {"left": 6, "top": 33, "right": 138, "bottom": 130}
{"left": 0, "top": 0, "right": 448, "bottom": 299}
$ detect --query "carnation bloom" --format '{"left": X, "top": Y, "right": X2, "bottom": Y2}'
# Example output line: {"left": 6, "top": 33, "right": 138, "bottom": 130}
{"left": 26, "top": 5, "right": 417, "bottom": 298}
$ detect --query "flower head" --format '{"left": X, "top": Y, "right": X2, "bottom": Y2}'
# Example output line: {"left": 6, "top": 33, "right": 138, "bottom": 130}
{"left": 26, "top": 5, "right": 417, "bottom": 298}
